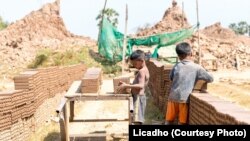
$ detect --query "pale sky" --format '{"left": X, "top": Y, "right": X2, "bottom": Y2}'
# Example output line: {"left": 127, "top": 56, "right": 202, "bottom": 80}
{"left": 0, "top": 0, "right": 249, "bottom": 40}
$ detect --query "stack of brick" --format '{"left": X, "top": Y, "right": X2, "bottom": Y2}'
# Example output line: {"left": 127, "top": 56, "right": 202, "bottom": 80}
{"left": 11, "top": 90, "right": 28, "bottom": 121}
{"left": 189, "top": 93, "right": 250, "bottom": 125}
{"left": 81, "top": 68, "right": 102, "bottom": 93}
{"left": 14, "top": 71, "right": 41, "bottom": 115}
{"left": 146, "top": 60, "right": 173, "bottom": 113}
{"left": 47, "top": 67, "right": 59, "bottom": 98}
{"left": 0, "top": 92, "right": 12, "bottom": 133}
{"left": 11, "top": 118, "right": 25, "bottom": 141}
{"left": 58, "top": 66, "right": 69, "bottom": 92}
{"left": 113, "top": 76, "right": 130, "bottom": 94}
{"left": 35, "top": 68, "right": 49, "bottom": 101}
{"left": 0, "top": 63, "right": 87, "bottom": 141}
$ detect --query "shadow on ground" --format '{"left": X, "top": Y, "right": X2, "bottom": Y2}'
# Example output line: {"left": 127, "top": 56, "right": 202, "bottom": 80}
{"left": 43, "top": 132, "right": 60, "bottom": 141}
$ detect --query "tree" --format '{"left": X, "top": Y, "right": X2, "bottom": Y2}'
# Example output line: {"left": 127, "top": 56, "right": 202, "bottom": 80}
{"left": 96, "top": 8, "right": 119, "bottom": 28}
{"left": 229, "top": 21, "right": 249, "bottom": 36}
{"left": 0, "top": 16, "right": 8, "bottom": 30}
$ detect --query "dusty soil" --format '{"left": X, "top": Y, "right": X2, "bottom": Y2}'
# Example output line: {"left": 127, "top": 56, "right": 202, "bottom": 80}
{"left": 207, "top": 68, "right": 250, "bottom": 110}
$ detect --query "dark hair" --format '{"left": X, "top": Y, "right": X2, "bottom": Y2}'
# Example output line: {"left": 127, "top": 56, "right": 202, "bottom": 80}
{"left": 176, "top": 42, "right": 191, "bottom": 56}
{"left": 130, "top": 50, "right": 145, "bottom": 61}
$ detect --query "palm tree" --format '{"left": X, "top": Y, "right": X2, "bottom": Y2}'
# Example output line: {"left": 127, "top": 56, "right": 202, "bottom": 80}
{"left": 96, "top": 8, "right": 119, "bottom": 28}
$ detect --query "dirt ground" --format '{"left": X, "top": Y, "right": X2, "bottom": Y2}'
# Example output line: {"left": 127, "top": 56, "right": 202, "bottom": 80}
{"left": 207, "top": 68, "right": 250, "bottom": 111}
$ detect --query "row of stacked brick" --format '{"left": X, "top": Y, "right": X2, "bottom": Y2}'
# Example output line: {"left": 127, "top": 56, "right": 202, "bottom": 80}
{"left": 0, "top": 63, "right": 86, "bottom": 141}
{"left": 81, "top": 67, "right": 102, "bottom": 93}
{"left": 146, "top": 60, "right": 173, "bottom": 113}
{"left": 189, "top": 93, "right": 250, "bottom": 125}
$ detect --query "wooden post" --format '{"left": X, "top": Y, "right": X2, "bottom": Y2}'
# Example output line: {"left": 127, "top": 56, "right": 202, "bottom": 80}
{"left": 69, "top": 101, "right": 75, "bottom": 121}
{"left": 122, "top": 4, "right": 128, "bottom": 75}
{"left": 97, "top": 0, "right": 108, "bottom": 45}
{"left": 64, "top": 100, "right": 70, "bottom": 141}
{"left": 182, "top": 1, "right": 184, "bottom": 27}
{"left": 196, "top": 0, "right": 201, "bottom": 65}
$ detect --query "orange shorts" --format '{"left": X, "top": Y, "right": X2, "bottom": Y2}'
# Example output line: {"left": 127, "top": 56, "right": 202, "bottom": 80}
{"left": 165, "top": 101, "right": 189, "bottom": 124}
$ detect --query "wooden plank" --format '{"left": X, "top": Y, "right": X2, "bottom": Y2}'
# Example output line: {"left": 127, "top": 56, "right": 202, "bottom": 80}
{"left": 59, "top": 110, "right": 66, "bottom": 141}
{"left": 70, "top": 133, "right": 106, "bottom": 138}
{"left": 69, "top": 101, "right": 74, "bottom": 122}
{"left": 64, "top": 81, "right": 81, "bottom": 97}
{"left": 69, "top": 96, "right": 129, "bottom": 101}
{"left": 65, "top": 93, "right": 131, "bottom": 98}
{"left": 65, "top": 101, "right": 69, "bottom": 141}
{"left": 56, "top": 97, "right": 67, "bottom": 114}
{"left": 71, "top": 118, "right": 129, "bottom": 122}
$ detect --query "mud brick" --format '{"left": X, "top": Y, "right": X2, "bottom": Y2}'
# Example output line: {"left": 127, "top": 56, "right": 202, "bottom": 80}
{"left": 0, "top": 113, "right": 11, "bottom": 131}
{"left": 193, "top": 80, "right": 207, "bottom": 91}
{"left": 81, "top": 85, "right": 99, "bottom": 93}
{"left": 113, "top": 76, "right": 130, "bottom": 86}
{"left": 85, "top": 67, "right": 103, "bottom": 83}
{"left": 81, "top": 75, "right": 99, "bottom": 86}
{"left": 113, "top": 85, "right": 131, "bottom": 94}
{"left": 0, "top": 92, "right": 13, "bottom": 115}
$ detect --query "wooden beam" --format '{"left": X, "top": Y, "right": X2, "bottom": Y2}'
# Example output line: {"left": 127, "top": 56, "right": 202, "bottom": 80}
{"left": 65, "top": 101, "right": 70, "bottom": 141}
{"left": 72, "top": 118, "right": 129, "bottom": 122}
{"left": 56, "top": 97, "right": 67, "bottom": 114}
{"left": 196, "top": 0, "right": 201, "bottom": 65}
{"left": 122, "top": 4, "right": 128, "bottom": 75}
{"left": 69, "top": 101, "right": 75, "bottom": 122}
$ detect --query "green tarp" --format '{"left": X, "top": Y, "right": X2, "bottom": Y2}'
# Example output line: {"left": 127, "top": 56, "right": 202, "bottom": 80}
{"left": 98, "top": 17, "right": 196, "bottom": 62}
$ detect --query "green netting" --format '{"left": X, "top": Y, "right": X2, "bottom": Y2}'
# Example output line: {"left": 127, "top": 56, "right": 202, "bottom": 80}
{"left": 98, "top": 18, "right": 125, "bottom": 62}
{"left": 98, "top": 17, "right": 196, "bottom": 62}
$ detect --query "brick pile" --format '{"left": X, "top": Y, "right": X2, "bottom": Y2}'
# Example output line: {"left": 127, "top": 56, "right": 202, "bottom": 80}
{"left": 189, "top": 93, "right": 250, "bottom": 125}
{"left": 113, "top": 76, "right": 131, "bottom": 94}
{"left": 14, "top": 71, "right": 40, "bottom": 117}
{"left": 81, "top": 68, "right": 102, "bottom": 93}
{"left": 147, "top": 59, "right": 250, "bottom": 125}
{"left": 0, "top": 63, "right": 86, "bottom": 140}
{"left": 146, "top": 59, "right": 173, "bottom": 113}
{"left": 0, "top": 92, "right": 12, "bottom": 132}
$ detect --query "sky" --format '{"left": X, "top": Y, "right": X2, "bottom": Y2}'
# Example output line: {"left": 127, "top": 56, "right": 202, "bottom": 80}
{"left": 0, "top": 0, "right": 249, "bottom": 40}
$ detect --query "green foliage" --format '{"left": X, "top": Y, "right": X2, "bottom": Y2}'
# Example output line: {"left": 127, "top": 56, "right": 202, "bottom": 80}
{"left": 0, "top": 16, "right": 8, "bottom": 30}
{"left": 27, "top": 49, "right": 51, "bottom": 68}
{"left": 144, "top": 88, "right": 164, "bottom": 124}
{"left": 28, "top": 47, "right": 122, "bottom": 75}
{"left": 96, "top": 8, "right": 119, "bottom": 28}
{"left": 229, "top": 21, "right": 250, "bottom": 36}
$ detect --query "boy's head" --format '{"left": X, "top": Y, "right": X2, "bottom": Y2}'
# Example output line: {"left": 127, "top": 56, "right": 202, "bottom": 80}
{"left": 130, "top": 50, "right": 145, "bottom": 69}
{"left": 176, "top": 42, "right": 192, "bottom": 60}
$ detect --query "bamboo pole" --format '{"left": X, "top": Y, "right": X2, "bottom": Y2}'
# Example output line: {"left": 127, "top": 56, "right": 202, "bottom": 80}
{"left": 97, "top": 0, "right": 108, "bottom": 45}
{"left": 196, "top": 0, "right": 201, "bottom": 65}
{"left": 182, "top": 1, "right": 184, "bottom": 27}
{"left": 122, "top": 4, "right": 128, "bottom": 75}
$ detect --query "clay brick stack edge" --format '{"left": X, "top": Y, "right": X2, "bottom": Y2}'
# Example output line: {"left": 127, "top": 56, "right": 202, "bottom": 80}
{"left": 146, "top": 59, "right": 173, "bottom": 113}
{"left": 146, "top": 59, "right": 250, "bottom": 125}
{"left": 0, "top": 63, "right": 86, "bottom": 141}
{"left": 189, "top": 93, "right": 250, "bottom": 125}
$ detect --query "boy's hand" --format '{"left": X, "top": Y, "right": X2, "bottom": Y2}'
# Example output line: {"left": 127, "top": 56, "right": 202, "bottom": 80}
{"left": 116, "top": 82, "right": 128, "bottom": 93}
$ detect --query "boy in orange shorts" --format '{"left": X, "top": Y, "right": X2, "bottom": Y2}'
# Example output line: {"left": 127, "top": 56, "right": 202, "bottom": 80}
{"left": 165, "top": 42, "right": 213, "bottom": 125}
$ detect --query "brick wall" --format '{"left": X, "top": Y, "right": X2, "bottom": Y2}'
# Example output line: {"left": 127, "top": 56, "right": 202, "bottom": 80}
{"left": 146, "top": 59, "right": 250, "bottom": 125}
{"left": 189, "top": 93, "right": 250, "bottom": 124}
{"left": 0, "top": 64, "right": 86, "bottom": 141}
{"left": 146, "top": 59, "right": 173, "bottom": 113}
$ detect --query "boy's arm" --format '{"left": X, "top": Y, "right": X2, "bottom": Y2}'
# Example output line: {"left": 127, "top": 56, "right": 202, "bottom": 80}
{"left": 197, "top": 67, "right": 214, "bottom": 82}
{"left": 118, "top": 70, "right": 145, "bottom": 90}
